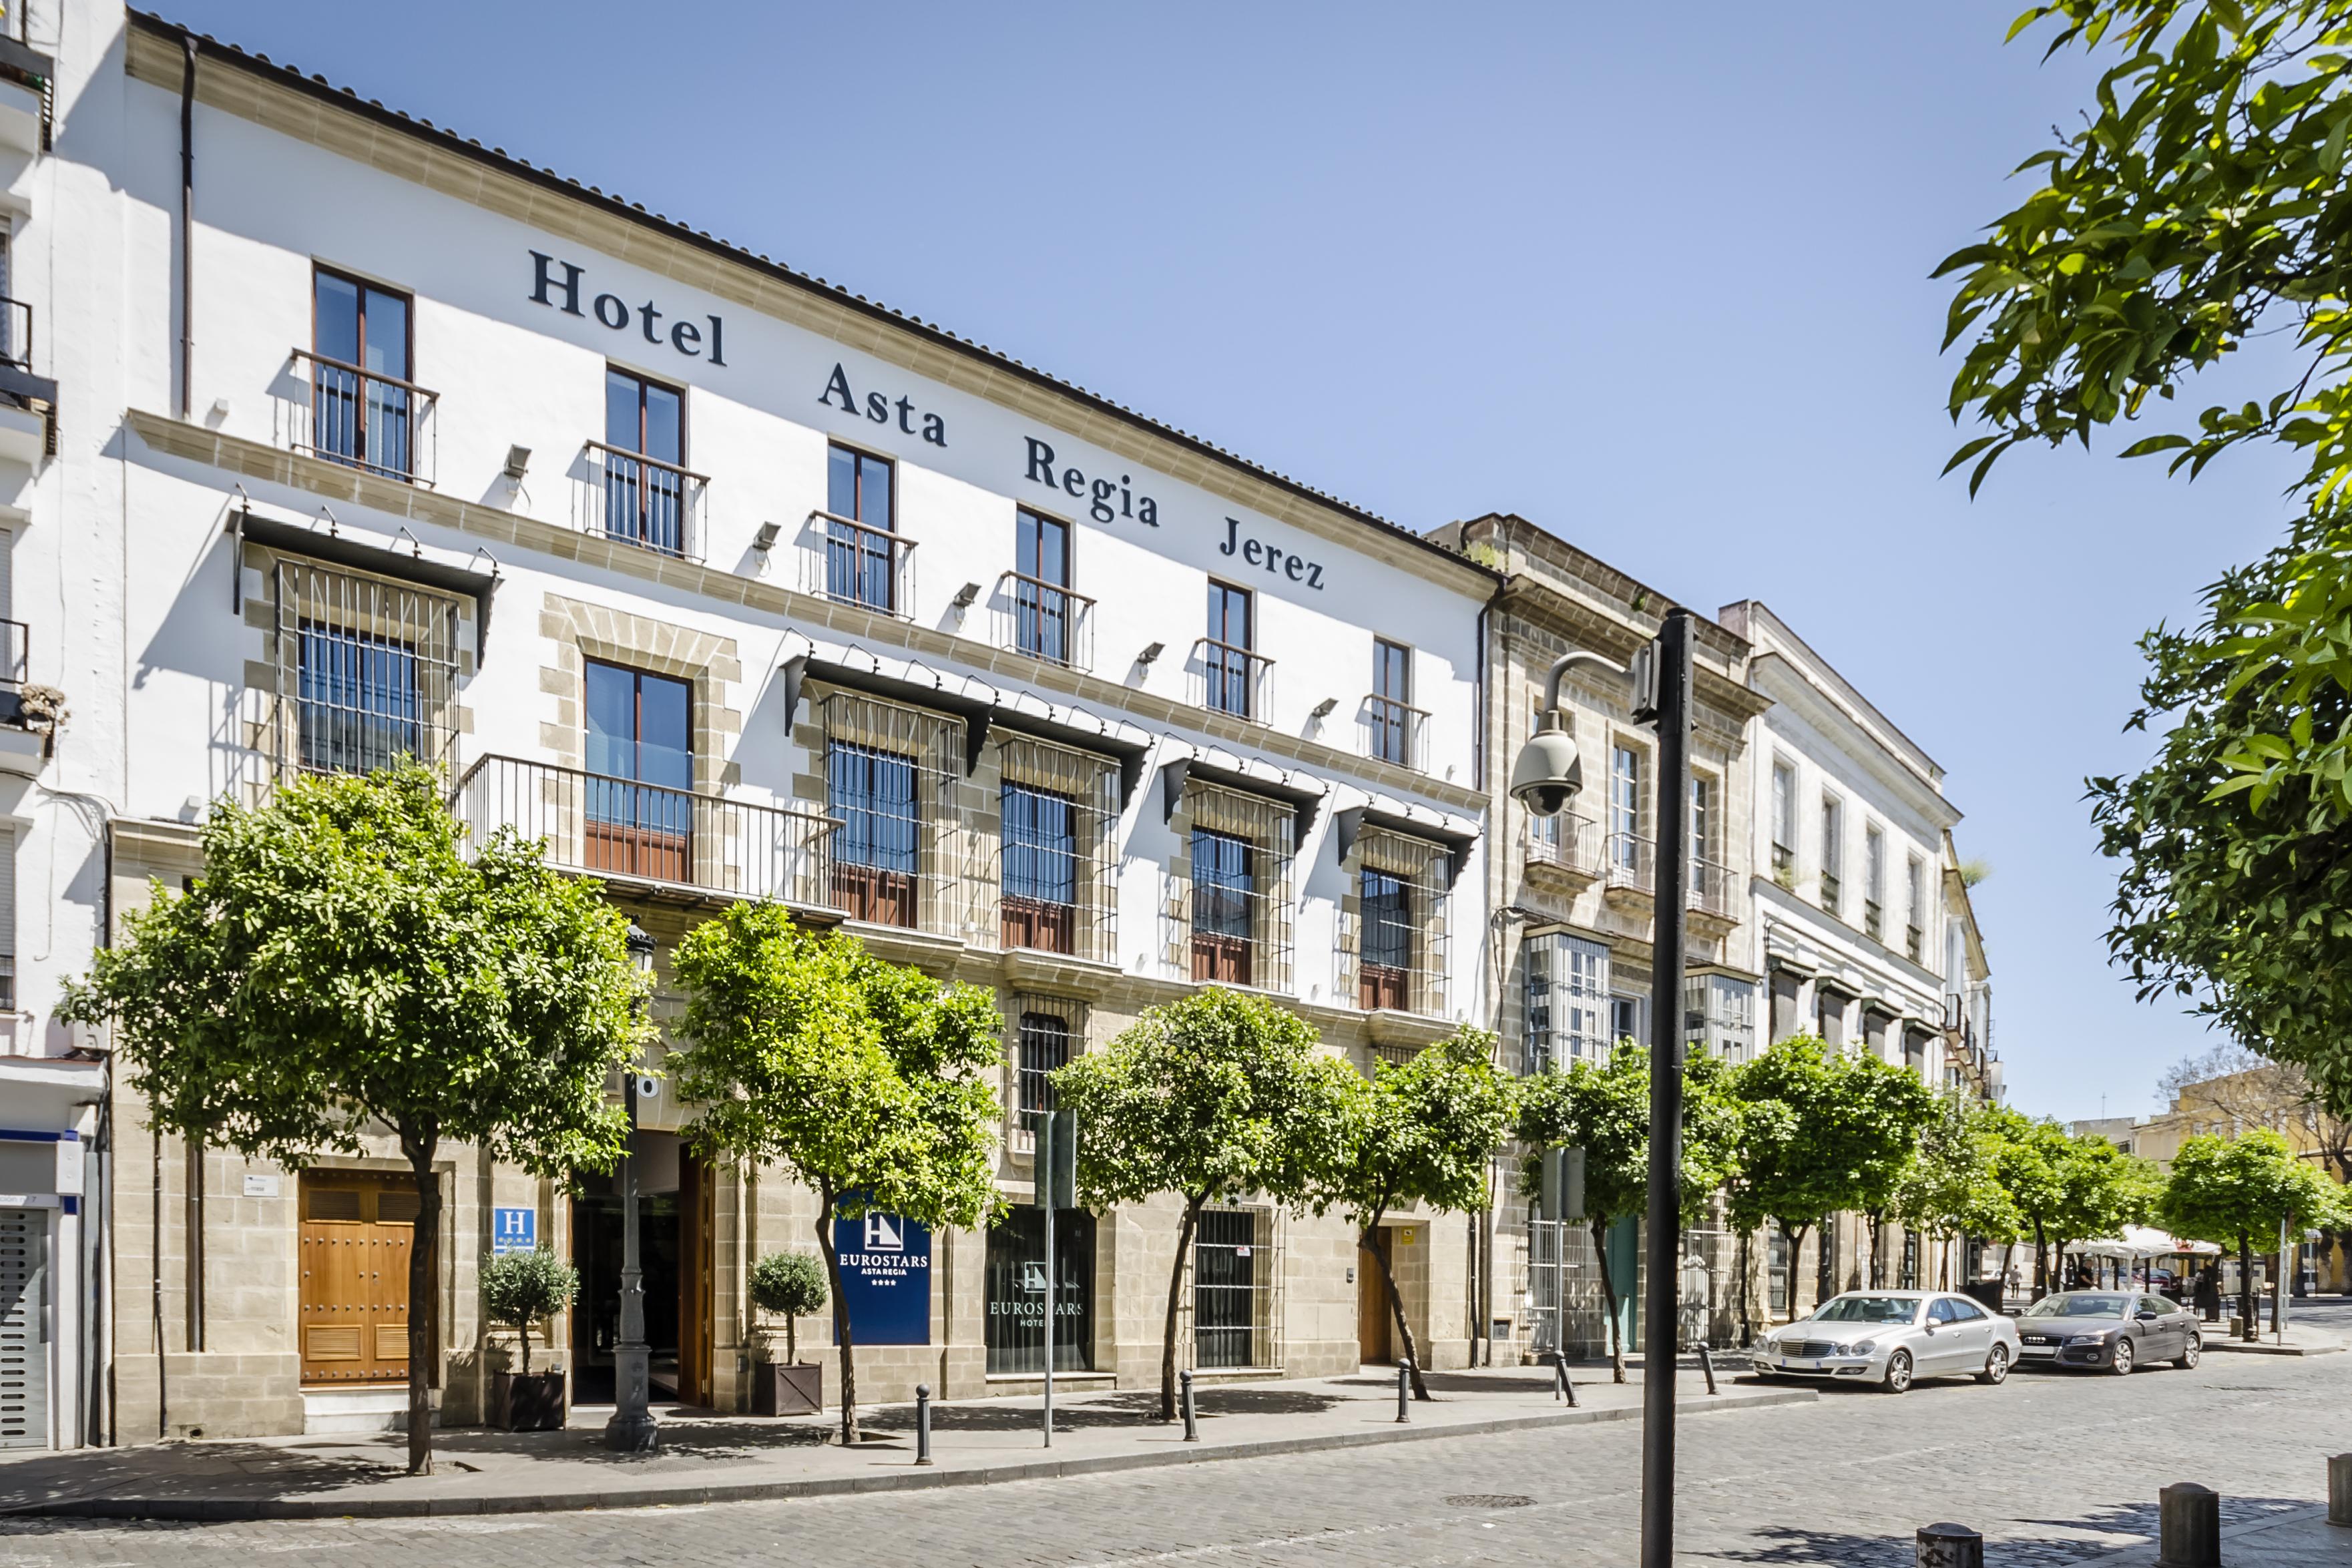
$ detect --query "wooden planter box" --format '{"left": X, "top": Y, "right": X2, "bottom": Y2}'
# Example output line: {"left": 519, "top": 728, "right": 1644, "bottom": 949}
{"left": 750, "top": 1360, "right": 822, "bottom": 1416}
{"left": 489, "top": 1370, "right": 567, "bottom": 1432}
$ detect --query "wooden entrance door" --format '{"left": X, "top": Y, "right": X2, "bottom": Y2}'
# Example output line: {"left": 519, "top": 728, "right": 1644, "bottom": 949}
{"left": 1357, "top": 1228, "right": 1393, "bottom": 1364}
{"left": 298, "top": 1173, "right": 417, "bottom": 1384}
{"left": 678, "top": 1153, "right": 715, "bottom": 1408}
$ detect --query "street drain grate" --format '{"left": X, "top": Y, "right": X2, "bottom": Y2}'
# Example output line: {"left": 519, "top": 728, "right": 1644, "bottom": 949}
{"left": 1446, "top": 1495, "right": 1535, "bottom": 1509}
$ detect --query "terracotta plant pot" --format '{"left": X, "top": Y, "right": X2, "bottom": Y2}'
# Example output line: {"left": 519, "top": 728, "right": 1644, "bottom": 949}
{"left": 489, "top": 1370, "right": 566, "bottom": 1432}
{"left": 750, "top": 1360, "right": 822, "bottom": 1416}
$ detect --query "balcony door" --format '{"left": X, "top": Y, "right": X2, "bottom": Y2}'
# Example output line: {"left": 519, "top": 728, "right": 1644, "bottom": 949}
{"left": 1191, "top": 828, "right": 1254, "bottom": 983}
{"left": 584, "top": 661, "right": 692, "bottom": 882}
{"left": 826, "top": 445, "right": 897, "bottom": 610}
{"left": 605, "top": 370, "right": 686, "bottom": 553}
{"left": 829, "top": 742, "right": 919, "bottom": 926}
{"left": 313, "top": 268, "right": 413, "bottom": 479}
{"left": 1014, "top": 509, "right": 1072, "bottom": 662}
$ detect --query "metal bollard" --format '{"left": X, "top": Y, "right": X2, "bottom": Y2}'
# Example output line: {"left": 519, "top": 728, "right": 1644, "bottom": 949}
{"left": 2154, "top": 1482, "right": 2220, "bottom": 1568}
{"left": 1697, "top": 1342, "right": 1718, "bottom": 1395}
{"left": 1395, "top": 1359, "right": 1413, "bottom": 1422}
{"left": 1915, "top": 1523, "right": 1983, "bottom": 1568}
{"left": 2329, "top": 1453, "right": 2351, "bottom": 1527}
{"left": 1555, "top": 1352, "right": 1580, "bottom": 1408}
{"left": 913, "top": 1383, "right": 933, "bottom": 1466}
{"left": 1180, "top": 1368, "right": 1200, "bottom": 1443}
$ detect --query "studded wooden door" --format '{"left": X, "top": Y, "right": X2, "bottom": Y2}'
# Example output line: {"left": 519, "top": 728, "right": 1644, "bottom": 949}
{"left": 298, "top": 1173, "right": 415, "bottom": 1384}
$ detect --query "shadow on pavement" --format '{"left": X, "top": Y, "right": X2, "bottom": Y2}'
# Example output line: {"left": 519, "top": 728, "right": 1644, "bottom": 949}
{"left": 883, "top": 1387, "right": 1349, "bottom": 1432}
{"left": 1706, "top": 1495, "right": 2319, "bottom": 1568}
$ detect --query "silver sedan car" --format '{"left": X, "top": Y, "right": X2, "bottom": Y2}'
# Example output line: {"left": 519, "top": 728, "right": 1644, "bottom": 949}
{"left": 1749, "top": 1290, "right": 2022, "bottom": 1393}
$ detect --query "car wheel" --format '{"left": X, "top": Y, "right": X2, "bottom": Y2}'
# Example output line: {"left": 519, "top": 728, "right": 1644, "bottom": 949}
{"left": 1976, "top": 1344, "right": 2010, "bottom": 1386}
{"left": 2174, "top": 1334, "right": 2200, "bottom": 1370}
{"left": 2109, "top": 1337, "right": 2135, "bottom": 1375}
{"left": 1882, "top": 1350, "right": 1913, "bottom": 1393}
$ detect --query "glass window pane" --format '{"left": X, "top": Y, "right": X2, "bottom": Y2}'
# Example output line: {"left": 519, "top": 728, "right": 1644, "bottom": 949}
{"left": 638, "top": 672, "right": 692, "bottom": 790}
{"left": 361, "top": 286, "right": 407, "bottom": 380}
{"left": 585, "top": 662, "right": 636, "bottom": 780}
{"left": 606, "top": 370, "right": 641, "bottom": 452}
{"left": 643, "top": 382, "right": 682, "bottom": 465}
{"left": 828, "top": 443, "right": 858, "bottom": 519}
{"left": 314, "top": 272, "right": 361, "bottom": 364}
{"left": 860, "top": 453, "right": 891, "bottom": 525}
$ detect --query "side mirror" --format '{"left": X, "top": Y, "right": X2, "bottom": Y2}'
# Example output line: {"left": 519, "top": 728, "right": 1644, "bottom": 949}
{"left": 2135, "top": 1309, "right": 2160, "bottom": 1321}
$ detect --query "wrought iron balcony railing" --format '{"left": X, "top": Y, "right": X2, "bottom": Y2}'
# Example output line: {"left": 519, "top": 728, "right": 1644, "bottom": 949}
{"left": 1191, "top": 638, "right": 1274, "bottom": 722}
{"left": 1360, "top": 694, "right": 1429, "bottom": 770}
{"left": 287, "top": 348, "right": 439, "bottom": 486}
{"left": 579, "top": 439, "right": 706, "bottom": 561}
{"left": 803, "top": 509, "right": 916, "bottom": 616}
{"left": 993, "top": 570, "right": 1096, "bottom": 671}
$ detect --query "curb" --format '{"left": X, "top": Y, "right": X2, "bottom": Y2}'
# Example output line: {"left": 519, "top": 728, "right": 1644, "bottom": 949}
{"left": 2204, "top": 1338, "right": 2343, "bottom": 1356}
{"left": 9, "top": 1388, "right": 1817, "bottom": 1521}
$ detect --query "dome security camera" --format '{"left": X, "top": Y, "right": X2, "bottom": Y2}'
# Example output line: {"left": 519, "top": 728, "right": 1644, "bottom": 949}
{"left": 1509, "top": 712, "right": 1583, "bottom": 818}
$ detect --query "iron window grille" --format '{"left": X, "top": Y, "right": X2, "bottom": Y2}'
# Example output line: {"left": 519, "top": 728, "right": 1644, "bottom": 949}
{"left": 996, "top": 736, "right": 1120, "bottom": 964}
{"left": 1174, "top": 784, "right": 1296, "bottom": 994}
{"left": 819, "top": 692, "right": 975, "bottom": 940}
{"left": 1188, "top": 1206, "right": 1279, "bottom": 1371}
{"left": 268, "top": 557, "right": 460, "bottom": 782}
{"left": 1005, "top": 994, "right": 1086, "bottom": 1155}
{"left": 1346, "top": 828, "right": 1451, "bottom": 1018}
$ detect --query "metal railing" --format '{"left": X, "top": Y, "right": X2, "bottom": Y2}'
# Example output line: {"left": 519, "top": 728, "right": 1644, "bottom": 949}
{"left": 0, "top": 617, "right": 27, "bottom": 686}
{"left": 1360, "top": 694, "right": 1429, "bottom": 770}
{"left": 579, "top": 439, "right": 706, "bottom": 561}
{"left": 1523, "top": 810, "right": 1598, "bottom": 878}
{"left": 0, "top": 296, "right": 31, "bottom": 372}
{"left": 992, "top": 570, "right": 1095, "bottom": 670}
{"left": 1687, "top": 855, "right": 1736, "bottom": 920}
{"left": 1190, "top": 638, "right": 1274, "bottom": 721}
{"left": 1604, "top": 831, "right": 1654, "bottom": 895}
{"left": 286, "top": 348, "right": 439, "bottom": 485}
{"left": 454, "top": 754, "right": 835, "bottom": 905}
{"left": 804, "top": 509, "right": 916, "bottom": 616}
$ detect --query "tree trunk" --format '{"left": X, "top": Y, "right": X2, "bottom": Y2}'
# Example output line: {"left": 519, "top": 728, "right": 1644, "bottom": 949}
{"left": 1867, "top": 1211, "right": 1886, "bottom": 1289}
{"left": 1591, "top": 1218, "right": 1626, "bottom": 1381}
{"left": 2236, "top": 1232, "right": 2255, "bottom": 1341}
{"left": 2032, "top": 1220, "right": 2047, "bottom": 1298}
{"left": 2000, "top": 1240, "right": 2017, "bottom": 1306}
{"left": 786, "top": 1310, "right": 796, "bottom": 1366}
{"left": 1736, "top": 1227, "right": 1753, "bottom": 1346}
{"left": 817, "top": 1190, "right": 858, "bottom": 1444}
{"left": 403, "top": 1139, "right": 439, "bottom": 1477}
{"left": 518, "top": 1319, "right": 532, "bottom": 1378}
{"left": 1159, "top": 1195, "right": 1203, "bottom": 1422}
{"left": 1781, "top": 1223, "right": 1809, "bottom": 1324}
{"left": 1363, "top": 1218, "right": 1429, "bottom": 1400}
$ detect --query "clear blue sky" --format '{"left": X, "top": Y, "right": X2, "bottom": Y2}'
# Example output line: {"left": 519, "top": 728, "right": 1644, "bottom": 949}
{"left": 155, "top": 1, "right": 2306, "bottom": 1122}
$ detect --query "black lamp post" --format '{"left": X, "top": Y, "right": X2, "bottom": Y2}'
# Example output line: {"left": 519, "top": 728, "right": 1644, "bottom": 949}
{"left": 1509, "top": 609, "right": 1693, "bottom": 1568}
{"left": 606, "top": 919, "right": 660, "bottom": 1454}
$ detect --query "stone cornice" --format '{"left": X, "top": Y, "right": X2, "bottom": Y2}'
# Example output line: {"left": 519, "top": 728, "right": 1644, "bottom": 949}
{"left": 1752, "top": 654, "right": 1959, "bottom": 830}
{"left": 125, "top": 410, "right": 1487, "bottom": 815}
{"left": 124, "top": 17, "right": 1498, "bottom": 601}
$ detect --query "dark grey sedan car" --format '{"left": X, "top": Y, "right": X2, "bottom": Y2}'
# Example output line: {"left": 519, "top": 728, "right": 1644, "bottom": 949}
{"left": 2013, "top": 1290, "right": 2201, "bottom": 1373}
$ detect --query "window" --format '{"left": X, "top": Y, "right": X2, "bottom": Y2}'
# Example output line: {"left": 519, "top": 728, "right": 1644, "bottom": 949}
{"left": 603, "top": 368, "right": 687, "bottom": 555}
{"left": 1769, "top": 970, "right": 1801, "bottom": 1043}
{"left": 1359, "top": 864, "right": 1411, "bottom": 1011}
{"left": 1610, "top": 992, "right": 1646, "bottom": 1049}
{"left": 1906, "top": 855, "right": 1929, "bottom": 963}
{"left": 1608, "top": 743, "right": 1644, "bottom": 874}
{"left": 1817, "top": 986, "right": 1847, "bottom": 1050}
{"left": 1767, "top": 1223, "right": 1791, "bottom": 1316}
{"left": 1819, "top": 794, "right": 1843, "bottom": 913}
{"left": 0, "top": 825, "right": 16, "bottom": 1012}
{"left": 583, "top": 662, "right": 693, "bottom": 882}
{"left": 1194, "top": 1209, "right": 1270, "bottom": 1369}
{"left": 1001, "top": 782, "right": 1078, "bottom": 954}
{"left": 829, "top": 742, "right": 920, "bottom": 927}
{"left": 1523, "top": 932, "right": 1608, "bottom": 1072}
{"left": 1901, "top": 1232, "right": 1920, "bottom": 1291}
{"left": 1013, "top": 1011, "right": 1070, "bottom": 1139}
{"left": 1013, "top": 509, "right": 1073, "bottom": 663}
{"left": 1684, "top": 974, "right": 1756, "bottom": 1062}
{"left": 276, "top": 561, "right": 459, "bottom": 779}
{"left": 1205, "top": 582, "right": 1254, "bottom": 717}
{"left": 1863, "top": 824, "right": 1886, "bottom": 941}
{"left": 1369, "top": 638, "right": 1414, "bottom": 765}
{"left": 1688, "top": 773, "right": 1718, "bottom": 908}
{"left": 311, "top": 268, "right": 414, "bottom": 479}
{"left": 819, "top": 443, "right": 899, "bottom": 611}
{"left": 1770, "top": 760, "right": 1796, "bottom": 877}
{"left": 1192, "top": 828, "right": 1254, "bottom": 983}
{"left": 984, "top": 1208, "right": 1094, "bottom": 1374}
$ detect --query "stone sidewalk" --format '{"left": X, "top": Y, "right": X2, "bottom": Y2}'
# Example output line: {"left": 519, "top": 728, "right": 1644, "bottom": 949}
{"left": 2076, "top": 1505, "right": 2347, "bottom": 1567}
{"left": 0, "top": 1364, "right": 1813, "bottom": 1521}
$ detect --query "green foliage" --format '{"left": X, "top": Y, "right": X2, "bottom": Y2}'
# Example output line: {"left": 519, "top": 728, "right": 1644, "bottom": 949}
{"left": 57, "top": 764, "right": 648, "bottom": 1473}
{"left": 1516, "top": 1043, "right": 1744, "bottom": 1230}
{"left": 2159, "top": 1127, "right": 2348, "bottom": 1246}
{"left": 480, "top": 1247, "right": 579, "bottom": 1377}
{"left": 1941, "top": 1, "right": 2352, "bottom": 1107}
{"left": 1979, "top": 1106, "right": 2160, "bottom": 1286}
{"left": 1895, "top": 1094, "right": 2022, "bottom": 1259}
{"left": 1726, "top": 1036, "right": 1934, "bottom": 1232}
{"left": 1049, "top": 988, "right": 1352, "bottom": 1418}
{"left": 1315, "top": 1028, "right": 1513, "bottom": 1398}
{"left": 670, "top": 902, "right": 1002, "bottom": 1441}
{"left": 748, "top": 1248, "right": 829, "bottom": 1364}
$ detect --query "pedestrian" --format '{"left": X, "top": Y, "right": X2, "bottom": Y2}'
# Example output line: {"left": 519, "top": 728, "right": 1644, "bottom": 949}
{"left": 2194, "top": 1263, "right": 2221, "bottom": 1323}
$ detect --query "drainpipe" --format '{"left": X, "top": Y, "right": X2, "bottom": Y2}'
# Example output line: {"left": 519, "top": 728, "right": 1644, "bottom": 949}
{"left": 177, "top": 35, "right": 195, "bottom": 421}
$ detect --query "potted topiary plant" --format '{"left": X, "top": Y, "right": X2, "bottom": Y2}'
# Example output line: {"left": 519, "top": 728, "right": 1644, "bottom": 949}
{"left": 748, "top": 1249, "right": 828, "bottom": 1416}
{"left": 481, "top": 1246, "right": 577, "bottom": 1431}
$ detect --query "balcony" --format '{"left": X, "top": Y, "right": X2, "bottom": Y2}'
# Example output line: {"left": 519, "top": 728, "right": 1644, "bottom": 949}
{"left": 1190, "top": 638, "right": 1274, "bottom": 722}
{"left": 1687, "top": 854, "right": 1738, "bottom": 933}
{"left": 1522, "top": 810, "right": 1599, "bottom": 889}
{"left": 1602, "top": 831, "right": 1654, "bottom": 906}
{"left": 1905, "top": 924, "right": 1925, "bottom": 963}
{"left": 285, "top": 349, "right": 439, "bottom": 486}
{"left": 0, "top": 297, "right": 53, "bottom": 465}
{"left": 454, "top": 754, "right": 835, "bottom": 906}
{"left": 992, "top": 570, "right": 1095, "bottom": 671}
{"left": 577, "top": 440, "right": 706, "bottom": 561}
{"left": 1359, "top": 694, "right": 1429, "bottom": 771}
{"left": 0, "top": 617, "right": 44, "bottom": 774}
{"left": 0, "top": 37, "right": 51, "bottom": 156}
{"left": 802, "top": 509, "right": 915, "bottom": 617}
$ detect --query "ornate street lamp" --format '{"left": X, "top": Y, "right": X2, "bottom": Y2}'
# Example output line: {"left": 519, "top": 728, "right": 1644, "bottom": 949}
{"left": 1509, "top": 610, "right": 1692, "bottom": 1568}
{"left": 606, "top": 919, "right": 660, "bottom": 1453}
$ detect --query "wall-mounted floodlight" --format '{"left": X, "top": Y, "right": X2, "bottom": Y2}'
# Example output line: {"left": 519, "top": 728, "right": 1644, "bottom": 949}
{"left": 752, "top": 520, "right": 782, "bottom": 553}
{"left": 502, "top": 445, "right": 532, "bottom": 482}
{"left": 1309, "top": 697, "right": 1338, "bottom": 721}
{"left": 952, "top": 581, "right": 981, "bottom": 609}
{"left": 1138, "top": 641, "right": 1164, "bottom": 668}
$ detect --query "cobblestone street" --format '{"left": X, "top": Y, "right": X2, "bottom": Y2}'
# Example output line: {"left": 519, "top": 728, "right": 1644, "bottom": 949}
{"left": 6, "top": 1308, "right": 2347, "bottom": 1568}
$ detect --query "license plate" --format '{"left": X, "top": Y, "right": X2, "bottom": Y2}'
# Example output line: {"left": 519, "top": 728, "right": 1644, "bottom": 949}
{"left": 1781, "top": 1358, "right": 1821, "bottom": 1370}
{"left": 2019, "top": 1344, "right": 2055, "bottom": 1357}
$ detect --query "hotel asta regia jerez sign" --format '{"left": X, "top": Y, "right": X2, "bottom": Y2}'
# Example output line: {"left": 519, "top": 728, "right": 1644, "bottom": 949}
{"left": 831, "top": 1201, "right": 932, "bottom": 1346}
